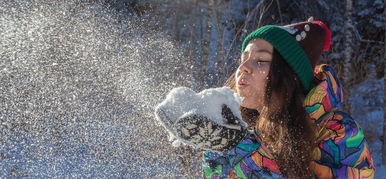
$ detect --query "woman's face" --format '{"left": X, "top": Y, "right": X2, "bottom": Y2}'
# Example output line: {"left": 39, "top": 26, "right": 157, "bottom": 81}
{"left": 236, "top": 39, "right": 273, "bottom": 109}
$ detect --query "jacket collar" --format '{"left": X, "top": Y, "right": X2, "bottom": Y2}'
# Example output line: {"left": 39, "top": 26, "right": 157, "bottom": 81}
{"left": 304, "top": 64, "right": 344, "bottom": 124}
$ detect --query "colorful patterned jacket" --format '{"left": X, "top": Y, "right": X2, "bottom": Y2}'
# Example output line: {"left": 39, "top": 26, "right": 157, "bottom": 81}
{"left": 202, "top": 64, "right": 375, "bottom": 178}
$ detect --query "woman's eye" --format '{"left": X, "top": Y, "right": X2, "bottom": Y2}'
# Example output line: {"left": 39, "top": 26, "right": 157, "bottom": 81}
{"left": 254, "top": 59, "right": 265, "bottom": 64}
{"left": 255, "top": 60, "right": 270, "bottom": 66}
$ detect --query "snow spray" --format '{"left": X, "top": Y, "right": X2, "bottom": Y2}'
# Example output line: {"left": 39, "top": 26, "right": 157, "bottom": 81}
{"left": 0, "top": 0, "right": 197, "bottom": 177}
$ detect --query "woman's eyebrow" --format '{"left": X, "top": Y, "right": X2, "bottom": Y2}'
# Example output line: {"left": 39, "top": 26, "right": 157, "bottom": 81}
{"left": 253, "top": 49, "right": 273, "bottom": 55}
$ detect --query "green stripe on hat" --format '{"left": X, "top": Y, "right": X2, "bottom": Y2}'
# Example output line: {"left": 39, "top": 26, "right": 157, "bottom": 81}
{"left": 241, "top": 25, "right": 314, "bottom": 91}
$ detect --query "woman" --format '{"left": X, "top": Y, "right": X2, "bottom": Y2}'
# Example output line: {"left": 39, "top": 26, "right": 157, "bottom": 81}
{"left": 202, "top": 18, "right": 375, "bottom": 178}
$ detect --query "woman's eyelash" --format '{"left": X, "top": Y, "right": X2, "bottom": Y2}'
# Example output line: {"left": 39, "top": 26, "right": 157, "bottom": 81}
{"left": 239, "top": 58, "right": 270, "bottom": 63}
{"left": 253, "top": 59, "right": 269, "bottom": 62}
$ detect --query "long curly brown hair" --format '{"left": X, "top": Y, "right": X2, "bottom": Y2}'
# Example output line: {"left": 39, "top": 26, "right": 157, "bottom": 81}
{"left": 225, "top": 49, "right": 316, "bottom": 178}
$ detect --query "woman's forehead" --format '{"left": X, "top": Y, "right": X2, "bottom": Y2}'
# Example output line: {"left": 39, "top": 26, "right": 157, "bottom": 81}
{"left": 244, "top": 39, "right": 273, "bottom": 54}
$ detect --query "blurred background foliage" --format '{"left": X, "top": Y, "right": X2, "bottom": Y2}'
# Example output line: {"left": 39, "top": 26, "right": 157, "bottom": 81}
{"left": 103, "top": 0, "right": 384, "bottom": 88}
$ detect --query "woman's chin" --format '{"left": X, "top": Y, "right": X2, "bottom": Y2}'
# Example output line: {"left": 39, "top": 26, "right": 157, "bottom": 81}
{"left": 236, "top": 87, "right": 248, "bottom": 96}
{"left": 240, "top": 97, "right": 262, "bottom": 110}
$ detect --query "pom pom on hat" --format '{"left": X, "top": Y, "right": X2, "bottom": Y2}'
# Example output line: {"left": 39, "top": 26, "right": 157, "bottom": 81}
{"left": 311, "top": 21, "right": 331, "bottom": 51}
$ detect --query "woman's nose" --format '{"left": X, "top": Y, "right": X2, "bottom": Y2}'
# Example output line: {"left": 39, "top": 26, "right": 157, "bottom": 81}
{"left": 239, "top": 60, "right": 252, "bottom": 74}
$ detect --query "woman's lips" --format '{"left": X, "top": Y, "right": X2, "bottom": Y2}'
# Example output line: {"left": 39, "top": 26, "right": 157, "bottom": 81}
{"left": 237, "top": 80, "right": 248, "bottom": 89}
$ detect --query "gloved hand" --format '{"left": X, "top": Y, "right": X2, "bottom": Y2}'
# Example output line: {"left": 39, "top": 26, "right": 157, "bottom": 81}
{"left": 175, "top": 105, "right": 247, "bottom": 152}
{"left": 154, "top": 87, "right": 248, "bottom": 153}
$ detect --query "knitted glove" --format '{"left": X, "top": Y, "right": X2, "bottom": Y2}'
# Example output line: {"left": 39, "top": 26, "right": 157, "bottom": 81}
{"left": 175, "top": 105, "right": 247, "bottom": 152}
{"left": 154, "top": 87, "right": 248, "bottom": 152}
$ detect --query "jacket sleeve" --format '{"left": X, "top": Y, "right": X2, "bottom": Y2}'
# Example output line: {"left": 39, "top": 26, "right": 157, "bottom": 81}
{"left": 312, "top": 111, "right": 375, "bottom": 178}
{"left": 202, "top": 151, "right": 232, "bottom": 179}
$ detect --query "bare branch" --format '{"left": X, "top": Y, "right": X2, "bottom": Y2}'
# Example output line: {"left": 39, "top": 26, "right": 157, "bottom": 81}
{"left": 257, "top": 0, "right": 274, "bottom": 28}
{"left": 275, "top": 0, "right": 283, "bottom": 25}
{"left": 348, "top": 24, "right": 385, "bottom": 44}
{"left": 223, "top": 0, "right": 270, "bottom": 71}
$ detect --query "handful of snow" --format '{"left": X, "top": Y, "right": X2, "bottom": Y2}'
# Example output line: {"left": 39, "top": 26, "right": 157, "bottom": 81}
{"left": 154, "top": 86, "right": 247, "bottom": 150}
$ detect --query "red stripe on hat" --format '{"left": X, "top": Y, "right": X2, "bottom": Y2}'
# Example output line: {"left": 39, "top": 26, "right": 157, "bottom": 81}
{"left": 312, "top": 21, "right": 331, "bottom": 51}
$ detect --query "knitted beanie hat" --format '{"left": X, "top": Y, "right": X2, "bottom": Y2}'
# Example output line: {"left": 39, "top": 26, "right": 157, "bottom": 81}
{"left": 241, "top": 17, "right": 332, "bottom": 92}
